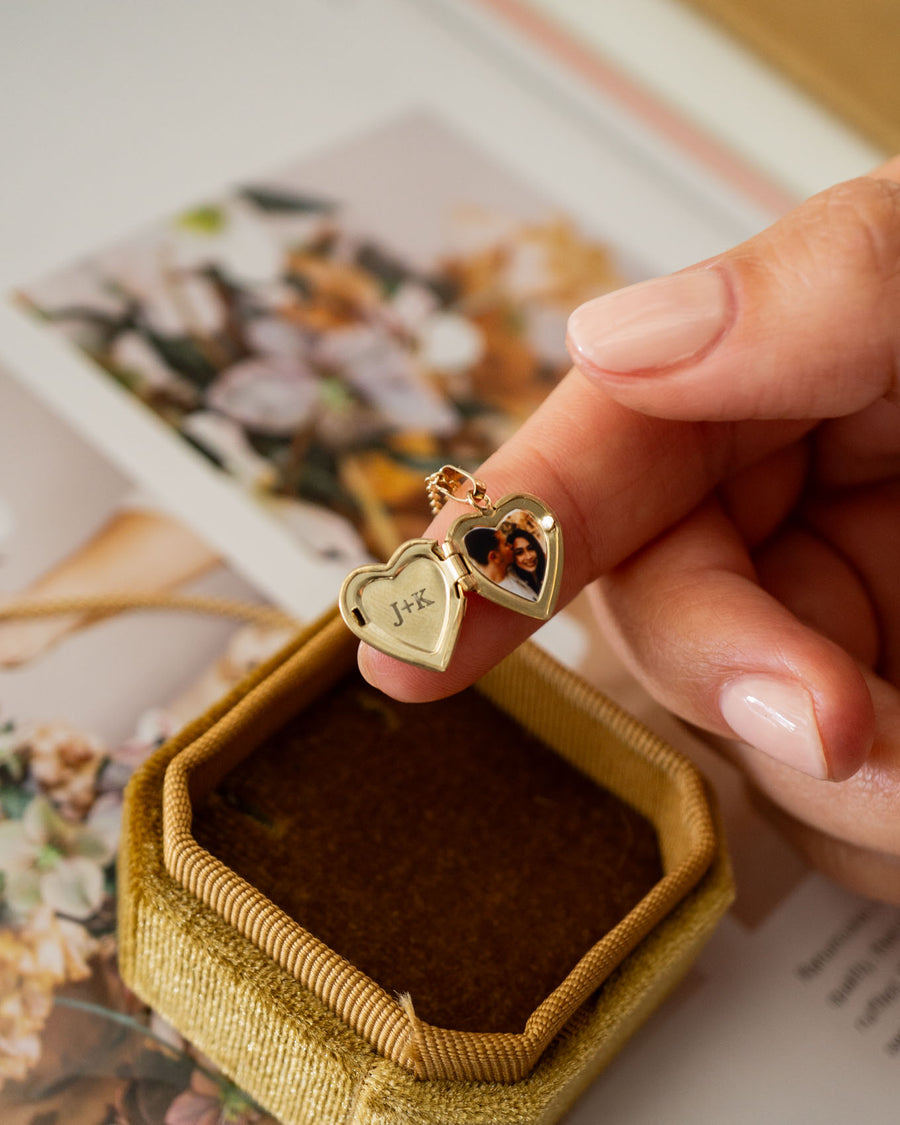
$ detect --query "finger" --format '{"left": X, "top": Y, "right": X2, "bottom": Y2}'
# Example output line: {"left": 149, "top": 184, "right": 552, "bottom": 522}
{"left": 357, "top": 373, "right": 806, "bottom": 701}
{"left": 750, "top": 788, "right": 900, "bottom": 905}
{"left": 566, "top": 174, "right": 900, "bottom": 420}
{"left": 722, "top": 669, "right": 900, "bottom": 859}
{"left": 871, "top": 153, "right": 900, "bottom": 181}
{"left": 752, "top": 526, "right": 880, "bottom": 667}
{"left": 716, "top": 440, "right": 810, "bottom": 548}
{"left": 814, "top": 398, "right": 900, "bottom": 488}
{"left": 590, "top": 499, "right": 874, "bottom": 780}
{"left": 802, "top": 479, "right": 900, "bottom": 682}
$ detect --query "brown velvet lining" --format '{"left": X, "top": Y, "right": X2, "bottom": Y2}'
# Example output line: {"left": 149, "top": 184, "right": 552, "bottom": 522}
{"left": 192, "top": 671, "right": 662, "bottom": 1035}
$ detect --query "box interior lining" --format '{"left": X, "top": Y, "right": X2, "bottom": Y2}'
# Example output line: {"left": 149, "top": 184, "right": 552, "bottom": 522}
{"left": 191, "top": 669, "right": 663, "bottom": 1035}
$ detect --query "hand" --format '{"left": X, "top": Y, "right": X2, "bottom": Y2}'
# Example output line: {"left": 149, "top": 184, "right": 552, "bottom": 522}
{"left": 360, "top": 160, "right": 900, "bottom": 902}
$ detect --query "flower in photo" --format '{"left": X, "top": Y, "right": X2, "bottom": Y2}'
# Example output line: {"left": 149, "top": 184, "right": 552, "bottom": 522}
{"left": 102, "top": 236, "right": 229, "bottom": 339}
{"left": 312, "top": 324, "right": 460, "bottom": 436}
{"left": 283, "top": 245, "right": 383, "bottom": 331}
{"left": 156, "top": 622, "right": 301, "bottom": 737}
{"left": 0, "top": 795, "right": 117, "bottom": 920}
{"left": 0, "top": 904, "right": 95, "bottom": 1087}
{"left": 175, "top": 192, "right": 334, "bottom": 288}
{"left": 0, "top": 720, "right": 26, "bottom": 784}
{"left": 415, "top": 309, "right": 485, "bottom": 377}
{"left": 165, "top": 1069, "right": 274, "bottom": 1125}
{"left": 111, "top": 329, "right": 202, "bottom": 401}
{"left": 113, "top": 708, "right": 180, "bottom": 772}
{"left": 0, "top": 926, "right": 55, "bottom": 1085}
{"left": 205, "top": 356, "right": 320, "bottom": 436}
{"left": 383, "top": 280, "right": 440, "bottom": 336}
{"left": 25, "top": 719, "right": 107, "bottom": 820}
{"left": 263, "top": 495, "right": 369, "bottom": 564}
{"left": 15, "top": 264, "right": 131, "bottom": 352}
{"left": 24, "top": 904, "right": 97, "bottom": 982}
{"left": 181, "top": 411, "right": 279, "bottom": 490}
{"left": 174, "top": 199, "right": 283, "bottom": 287}
{"left": 241, "top": 311, "right": 308, "bottom": 360}
{"left": 218, "top": 623, "right": 299, "bottom": 682}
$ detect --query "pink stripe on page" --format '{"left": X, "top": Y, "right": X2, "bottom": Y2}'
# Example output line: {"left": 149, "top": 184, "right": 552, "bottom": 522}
{"left": 468, "top": 0, "right": 798, "bottom": 216}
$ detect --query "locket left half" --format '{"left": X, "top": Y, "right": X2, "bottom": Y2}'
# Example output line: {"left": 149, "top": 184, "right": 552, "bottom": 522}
{"left": 339, "top": 539, "right": 464, "bottom": 672}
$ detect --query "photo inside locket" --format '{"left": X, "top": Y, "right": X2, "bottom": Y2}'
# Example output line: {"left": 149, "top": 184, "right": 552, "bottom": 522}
{"left": 463, "top": 510, "right": 546, "bottom": 601}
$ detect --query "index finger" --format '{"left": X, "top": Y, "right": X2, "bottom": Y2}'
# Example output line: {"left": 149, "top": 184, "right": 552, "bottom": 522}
{"left": 357, "top": 370, "right": 800, "bottom": 700}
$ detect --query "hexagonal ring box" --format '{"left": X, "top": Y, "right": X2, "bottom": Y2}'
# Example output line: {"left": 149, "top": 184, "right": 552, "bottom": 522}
{"left": 119, "top": 609, "right": 732, "bottom": 1125}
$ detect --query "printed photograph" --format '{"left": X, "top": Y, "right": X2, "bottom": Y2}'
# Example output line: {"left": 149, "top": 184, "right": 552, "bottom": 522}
{"left": 19, "top": 112, "right": 630, "bottom": 567}
{"left": 0, "top": 367, "right": 292, "bottom": 1123}
{"left": 463, "top": 509, "right": 547, "bottom": 601}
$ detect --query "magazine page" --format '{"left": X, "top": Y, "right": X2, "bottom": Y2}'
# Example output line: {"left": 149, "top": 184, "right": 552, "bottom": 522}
{"left": 1, "top": 1, "right": 896, "bottom": 1122}
{"left": 0, "top": 0, "right": 776, "bottom": 616}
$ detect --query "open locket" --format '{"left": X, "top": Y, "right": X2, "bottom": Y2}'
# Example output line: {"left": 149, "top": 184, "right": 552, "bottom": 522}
{"left": 340, "top": 471, "right": 563, "bottom": 672}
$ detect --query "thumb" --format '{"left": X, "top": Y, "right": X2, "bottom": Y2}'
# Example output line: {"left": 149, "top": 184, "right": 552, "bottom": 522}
{"left": 566, "top": 173, "right": 900, "bottom": 420}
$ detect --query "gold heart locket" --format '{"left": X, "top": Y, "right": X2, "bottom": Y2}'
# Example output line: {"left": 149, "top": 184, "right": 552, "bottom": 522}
{"left": 339, "top": 466, "right": 563, "bottom": 671}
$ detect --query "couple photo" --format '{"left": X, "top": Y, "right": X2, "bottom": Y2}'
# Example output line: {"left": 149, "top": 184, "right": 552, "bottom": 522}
{"left": 463, "top": 513, "right": 546, "bottom": 601}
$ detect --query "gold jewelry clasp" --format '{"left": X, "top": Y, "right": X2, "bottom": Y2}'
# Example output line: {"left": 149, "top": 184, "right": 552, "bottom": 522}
{"left": 425, "top": 465, "right": 493, "bottom": 516}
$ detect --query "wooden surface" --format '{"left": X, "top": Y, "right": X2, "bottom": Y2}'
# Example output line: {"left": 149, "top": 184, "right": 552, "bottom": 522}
{"left": 683, "top": 0, "right": 899, "bottom": 155}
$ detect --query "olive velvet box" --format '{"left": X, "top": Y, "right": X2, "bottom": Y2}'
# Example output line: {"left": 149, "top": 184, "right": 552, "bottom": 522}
{"left": 118, "top": 609, "right": 733, "bottom": 1125}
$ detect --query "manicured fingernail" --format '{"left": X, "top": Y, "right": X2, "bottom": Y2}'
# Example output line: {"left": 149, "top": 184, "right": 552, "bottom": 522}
{"left": 719, "top": 675, "right": 829, "bottom": 779}
{"left": 566, "top": 268, "right": 731, "bottom": 374}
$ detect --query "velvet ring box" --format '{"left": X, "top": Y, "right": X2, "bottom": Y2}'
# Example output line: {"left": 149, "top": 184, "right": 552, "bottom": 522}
{"left": 119, "top": 608, "right": 733, "bottom": 1125}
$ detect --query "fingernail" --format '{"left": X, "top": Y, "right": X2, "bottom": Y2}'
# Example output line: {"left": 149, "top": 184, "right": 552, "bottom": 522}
{"left": 719, "top": 675, "right": 829, "bottom": 779}
{"left": 566, "top": 268, "right": 731, "bottom": 374}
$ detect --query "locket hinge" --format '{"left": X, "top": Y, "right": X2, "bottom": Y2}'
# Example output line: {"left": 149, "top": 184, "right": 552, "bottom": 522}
{"left": 435, "top": 540, "right": 479, "bottom": 593}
